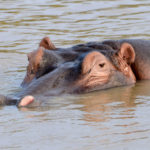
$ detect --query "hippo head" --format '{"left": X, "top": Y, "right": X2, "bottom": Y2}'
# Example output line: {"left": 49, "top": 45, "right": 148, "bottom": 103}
{"left": 74, "top": 45, "right": 135, "bottom": 92}
{"left": 21, "top": 42, "right": 136, "bottom": 94}
{"left": 22, "top": 37, "right": 136, "bottom": 91}
{"left": 18, "top": 41, "right": 136, "bottom": 107}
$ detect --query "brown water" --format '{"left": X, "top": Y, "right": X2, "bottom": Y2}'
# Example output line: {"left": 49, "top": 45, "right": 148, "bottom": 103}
{"left": 0, "top": 0, "right": 150, "bottom": 149}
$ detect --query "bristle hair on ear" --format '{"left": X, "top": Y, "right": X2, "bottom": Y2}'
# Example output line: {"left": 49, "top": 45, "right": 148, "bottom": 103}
{"left": 119, "top": 43, "right": 135, "bottom": 64}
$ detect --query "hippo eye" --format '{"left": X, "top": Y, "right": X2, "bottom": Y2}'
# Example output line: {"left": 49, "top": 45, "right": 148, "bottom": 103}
{"left": 99, "top": 63, "right": 105, "bottom": 68}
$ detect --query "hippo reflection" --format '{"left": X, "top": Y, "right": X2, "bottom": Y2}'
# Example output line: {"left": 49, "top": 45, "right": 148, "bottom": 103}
{"left": 1, "top": 37, "right": 150, "bottom": 107}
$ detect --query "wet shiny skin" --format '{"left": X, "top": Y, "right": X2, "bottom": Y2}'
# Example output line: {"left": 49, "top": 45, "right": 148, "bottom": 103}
{"left": 1, "top": 0, "right": 150, "bottom": 149}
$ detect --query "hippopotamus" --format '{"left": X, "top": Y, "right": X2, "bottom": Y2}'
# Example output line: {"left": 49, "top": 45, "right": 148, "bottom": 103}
{"left": 1, "top": 37, "right": 150, "bottom": 107}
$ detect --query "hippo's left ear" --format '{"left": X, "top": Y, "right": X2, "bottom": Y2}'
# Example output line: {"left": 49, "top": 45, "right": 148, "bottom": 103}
{"left": 119, "top": 43, "right": 135, "bottom": 64}
{"left": 39, "top": 37, "right": 56, "bottom": 50}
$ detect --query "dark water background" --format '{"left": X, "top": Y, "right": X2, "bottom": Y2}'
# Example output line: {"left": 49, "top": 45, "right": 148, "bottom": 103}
{"left": 0, "top": 0, "right": 150, "bottom": 149}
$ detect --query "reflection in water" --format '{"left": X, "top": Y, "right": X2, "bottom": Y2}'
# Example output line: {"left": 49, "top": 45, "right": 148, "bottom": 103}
{"left": 1, "top": 0, "right": 150, "bottom": 149}
{"left": 16, "top": 81, "right": 150, "bottom": 149}
{"left": 77, "top": 86, "right": 135, "bottom": 122}
{"left": 73, "top": 81, "right": 150, "bottom": 123}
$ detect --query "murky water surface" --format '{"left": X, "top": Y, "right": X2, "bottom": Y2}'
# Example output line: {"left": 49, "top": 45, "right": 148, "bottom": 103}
{"left": 1, "top": 0, "right": 150, "bottom": 149}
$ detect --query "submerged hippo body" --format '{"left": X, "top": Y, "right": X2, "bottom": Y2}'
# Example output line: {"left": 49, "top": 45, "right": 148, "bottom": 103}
{"left": 1, "top": 37, "right": 150, "bottom": 107}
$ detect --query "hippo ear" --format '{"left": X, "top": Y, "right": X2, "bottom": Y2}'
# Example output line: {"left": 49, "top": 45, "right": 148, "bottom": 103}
{"left": 119, "top": 43, "right": 135, "bottom": 64}
{"left": 39, "top": 37, "right": 56, "bottom": 50}
{"left": 27, "top": 47, "right": 44, "bottom": 62}
{"left": 82, "top": 51, "right": 106, "bottom": 74}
